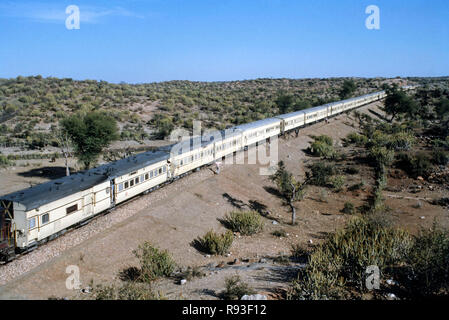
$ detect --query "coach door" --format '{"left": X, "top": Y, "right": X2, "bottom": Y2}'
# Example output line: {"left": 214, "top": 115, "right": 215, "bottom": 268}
{"left": 83, "top": 193, "right": 93, "bottom": 217}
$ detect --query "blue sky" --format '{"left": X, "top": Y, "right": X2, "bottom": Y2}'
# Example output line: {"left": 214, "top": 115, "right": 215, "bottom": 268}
{"left": 0, "top": 0, "right": 448, "bottom": 83}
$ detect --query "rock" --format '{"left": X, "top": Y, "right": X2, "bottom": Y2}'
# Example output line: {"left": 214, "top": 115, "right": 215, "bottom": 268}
{"left": 259, "top": 258, "right": 268, "bottom": 263}
{"left": 216, "top": 261, "right": 225, "bottom": 268}
{"left": 420, "top": 216, "right": 425, "bottom": 220}
{"left": 387, "top": 293, "right": 397, "bottom": 300}
{"left": 241, "top": 294, "right": 268, "bottom": 300}
{"left": 417, "top": 176, "right": 424, "bottom": 181}
{"left": 205, "top": 254, "right": 211, "bottom": 258}
{"left": 272, "top": 221, "right": 279, "bottom": 225}
{"left": 386, "top": 279, "right": 397, "bottom": 286}
{"left": 233, "top": 258, "right": 241, "bottom": 265}
{"left": 80, "top": 287, "right": 91, "bottom": 294}
{"left": 226, "top": 253, "right": 231, "bottom": 257}
{"left": 180, "top": 279, "right": 187, "bottom": 285}
{"left": 308, "top": 239, "right": 313, "bottom": 244}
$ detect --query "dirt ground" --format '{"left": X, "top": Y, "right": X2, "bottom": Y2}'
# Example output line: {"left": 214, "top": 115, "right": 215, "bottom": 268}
{"left": 0, "top": 101, "right": 448, "bottom": 300}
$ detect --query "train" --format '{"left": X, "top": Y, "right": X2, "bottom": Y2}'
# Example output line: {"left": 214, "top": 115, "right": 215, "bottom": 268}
{"left": 0, "top": 86, "right": 414, "bottom": 262}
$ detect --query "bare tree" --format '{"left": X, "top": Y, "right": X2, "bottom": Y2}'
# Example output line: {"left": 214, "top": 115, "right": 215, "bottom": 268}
{"left": 270, "top": 161, "right": 308, "bottom": 225}
{"left": 53, "top": 126, "right": 72, "bottom": 176}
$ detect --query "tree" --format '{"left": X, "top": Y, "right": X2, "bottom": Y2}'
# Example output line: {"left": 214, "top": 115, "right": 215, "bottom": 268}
{"left": 270, "top": 161, "right": 308, "bottom": 225}
{"left": 339, "top": 80, "right": 356, "bottom": 100}
{"left": 61, "top": 111, "right": 119, "bottom": 169}
{"left": 275, "top": 92, "right": 295, "bottom": 114}
{"left": 52, "top": 125, "right": 73, "bottom": 176}
{"left": 384, "top": 84, "right": 418, "bottom": 122}
{"left": 435, "top": 98, "right": 449, "bottom": 129}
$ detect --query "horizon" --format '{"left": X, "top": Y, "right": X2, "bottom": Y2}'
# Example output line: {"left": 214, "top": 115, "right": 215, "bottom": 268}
{"left": 1, "top": 0, "right": 448, "bottom": 83}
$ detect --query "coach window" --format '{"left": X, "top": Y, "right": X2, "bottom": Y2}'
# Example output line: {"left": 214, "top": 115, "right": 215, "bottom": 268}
{"left": 28, "top": 217, "right": 36, "bottom": 230}
{"left": 145, "top": 173, "right": 149, "bottom": 180}
{"left": 42, "top": 213, "right": 50, "bottom": 225}
{"left": 124, "top": 181, "right": 129, "bottom": 189}
{"left": 150, "top": 171, "right": 153, "bottom": 178}
{"left": 163, "top": 166, "right": 166, "bottom": 173}
{"left": 130, "top": 180, "right": 134, "bottom": 187}
{"left": 66, "top": 204, "right": 78, "bottom": 214}
{"left": 118, "top": 183, "right": 124, "bottom": 192}
{"left": 154, "top": 169, "right": 158, "bottom": 177}
{"left": 135, "top": 177, "right": 139, "bottom": 184}
{"left": 141, "top": 174, "right": 145, "bottom": 182}
{"left": 159, "top": 168, "right": 162, "bottom": 174}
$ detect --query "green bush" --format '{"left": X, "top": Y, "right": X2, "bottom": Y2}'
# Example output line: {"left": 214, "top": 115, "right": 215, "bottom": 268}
{"left": 193, "top": 230, "right": 234, "bottom": 255}
{"left": 91, "top": 281, "right": 161, "bottom": 300}
{"left": 405, "top": 226, "right": 449, "bottom": 296}
{"left": 342, "top": 202, "right": 355, "bottom": 214}
{"left": 307, "top": 162, "right": 335, "bottom": 186}
{"left": 272, "top": 229, "right": 287, "bottom": 237}
{"left": 396, "top": 152, "right": 432, "bottom": 178}
{"left": 369, "top": 146, "right": 395, "bottom": 168}
{"left": 221, "top": 210, "right": 264, "bottom": 236}
{"left": 309, "top": 135, "right": 335, "bottom": 158}
{"left": 345, "top": 132, "right": 368, "bottom": 147}
{"left": 288, "top": 217, "right": 412, "bottom": 300}
{"left": 388, "top": 131, "right": 415, "bottom": 151}
{"left": 221, "top": 275, "right": 255, "bottom": 300}
{"left": 0, "top": 154, "right": 14, "bottom": 167}
{"left": 329, "top": 175, "right": 345, "bottom": 192}
{"left": 432, "top": 149, "right": 449, "bottom": 165}
{"left": 132, "top": 242, "right": 176, "bottom": 282}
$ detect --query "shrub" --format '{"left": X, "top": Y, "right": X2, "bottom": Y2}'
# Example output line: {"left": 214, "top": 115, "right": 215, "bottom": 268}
{"left": 329, "top": 175, "right": 345, "bottom": 192}
{"left": 221, "top": 275, "right": 255, "bottom": 300}
{"left": 221, "top": 210, "right": 263, "bottom": 236}
{"left": 307, "top": 162, "right": 335, "bottom": 186}
{"left": 309, "top": 135, "right": 335, "bottom": 158}
{"left": 291, "top": 244, "right": 309, "bottom": 261}
{"left": 404, "top": 225, "right": 449, "bottom": 296}
{"left": 193, "top": 230, "right": 234, "bottom": 255}
{"left": 178, "top": 266, "right": 206, "bottom": 281}
{"left": 0, "top": 154, "right": 14, "bottom": 167}
{"left": 348, "top": 181, "right": 366, "bottom": 191}
{"left": 272, "top": 229, "right": 287, "bottom": 237}
{"left": 345, "top": 132, "right": 368, "bottom": 147}
{"left": 432, "top": 149, "right": 449, "bottom": 165}
{"left": 91, "top": 281, "right": 160, "bottom": 300}
{"left": 345, "top": 166, "right": 359, "bottom": 175}
{"left": 397, "top": 152, "right": 432, "bottom": 178}
{"left": 342, "top": 202, "right": 355, "bottom": 214}
{"left": 288, "top": 217, "right": 412, "bottom": 299}
{"left": 388, "top": 131, "right": 415, "bottom": 151}
{"left": 369, "top": 146, "right": 395, "bottom": 168}
{"left": 132, "top": 242, "right": 176, "bottom": 282}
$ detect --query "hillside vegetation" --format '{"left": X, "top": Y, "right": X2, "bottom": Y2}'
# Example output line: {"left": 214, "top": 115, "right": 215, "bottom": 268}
{"left": 0, "top": 76, "right": 416, "bottom": 149}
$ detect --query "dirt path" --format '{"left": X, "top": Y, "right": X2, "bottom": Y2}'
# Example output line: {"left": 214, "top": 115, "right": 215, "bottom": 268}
{"left": 0, "top": 101, "right": 447, "bottom": 300}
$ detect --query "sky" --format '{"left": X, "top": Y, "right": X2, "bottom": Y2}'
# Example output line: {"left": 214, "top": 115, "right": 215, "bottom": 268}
{"left": 0, "top": 0, "right": 448, "bottom": 83}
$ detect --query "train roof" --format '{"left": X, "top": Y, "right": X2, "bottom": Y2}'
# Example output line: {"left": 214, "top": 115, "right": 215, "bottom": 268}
{"left": 275, "top": 110, "right": 306, "bottom": 120}
{"left": 233, "top": 117, "right": 280, "bottom": 131}
{"left": 164, "top": 129, "right": 242, "bottom": 156}
{"left": 0, "top": 149, "right": 170, "bottom": 211}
